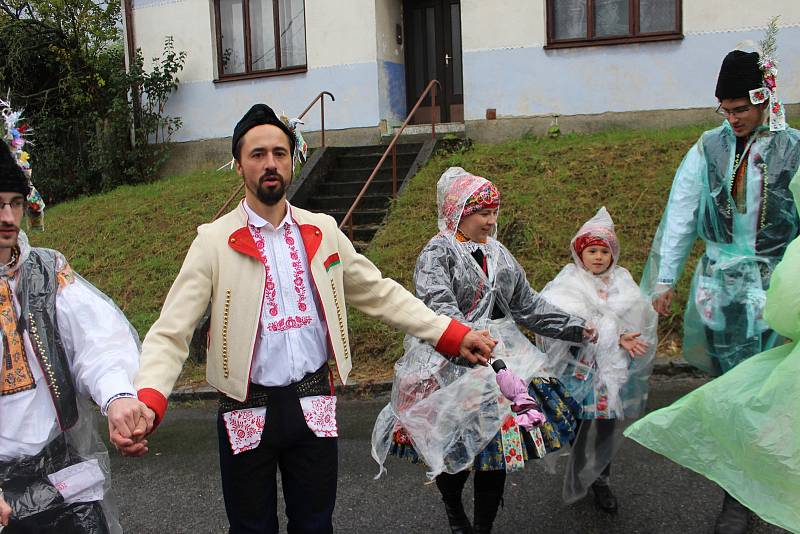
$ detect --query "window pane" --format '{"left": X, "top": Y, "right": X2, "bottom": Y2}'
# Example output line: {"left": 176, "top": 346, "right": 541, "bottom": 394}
{"left": 594, "top": 0, "right": 629, "bottom": 37}
{"left": 640, "top": 0, "right": 677, "bottom": 33}
{"left": 250, "top": 0, "right": 277, "bottom": 71}
{"left": 553, "top": 0, "right": 587, "bottom": 40}
{"left": 450, "top": 3, "right": 462, "bottom": 96}
{"left": 278, "top": 0, "right": 306, "bottom": 68}
{"left": 219, "top": 0, "right": 246, "bottom": 75}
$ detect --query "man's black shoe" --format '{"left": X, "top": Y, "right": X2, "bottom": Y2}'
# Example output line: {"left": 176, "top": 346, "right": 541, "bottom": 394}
{"left": 714, "top": 491, "right": 751, "bottom": 534}
{"left": 591, "top": 482, "right": 618, "bottom": 514}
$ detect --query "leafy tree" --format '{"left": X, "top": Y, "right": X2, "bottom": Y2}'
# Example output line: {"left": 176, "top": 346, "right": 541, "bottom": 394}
{"left": 0, "top": 0, "right": 185, "bottom": 202}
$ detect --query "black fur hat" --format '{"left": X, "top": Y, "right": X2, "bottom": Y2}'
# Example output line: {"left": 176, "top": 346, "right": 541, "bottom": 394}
{"left": 231, "top": 103, "right": 295, "bottom": 160}
{"left": 0, "top": 145, "right": 30, "bottom": 196}
{"left": 715, "top": 51, "right": 763, "bottom": 100}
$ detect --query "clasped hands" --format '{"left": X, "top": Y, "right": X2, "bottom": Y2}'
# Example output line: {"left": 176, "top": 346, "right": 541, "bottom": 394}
{"left": 107, "top": 397, "right": 156, "bottom": 457}
{"left": 460, "top": 323, "right": 599, "bottom": 367}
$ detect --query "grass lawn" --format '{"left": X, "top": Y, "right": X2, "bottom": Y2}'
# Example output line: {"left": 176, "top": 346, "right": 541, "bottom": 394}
{"left": 30, "top": 123, "right": 713, "bottom": 385}
{"left": 347, "top": 124, "right": 711, "bottom": 381}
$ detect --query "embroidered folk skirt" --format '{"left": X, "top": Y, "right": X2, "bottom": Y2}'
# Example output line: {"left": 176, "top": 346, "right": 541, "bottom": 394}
{"left": 389, "top": 377, "right": 581, "bottom": 471}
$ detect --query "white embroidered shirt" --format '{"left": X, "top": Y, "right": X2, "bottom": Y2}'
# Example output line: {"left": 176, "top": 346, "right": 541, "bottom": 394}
{"left": 243, "top": 201, "right": 329, "bottom": 387}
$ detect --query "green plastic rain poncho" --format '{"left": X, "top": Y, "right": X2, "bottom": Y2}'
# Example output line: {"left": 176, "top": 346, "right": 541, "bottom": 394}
{"left": 641, "top": 121, "right": 800, "bottom": 375}
{"left": 625, "top": 171, "right": 800, "bottom": 533}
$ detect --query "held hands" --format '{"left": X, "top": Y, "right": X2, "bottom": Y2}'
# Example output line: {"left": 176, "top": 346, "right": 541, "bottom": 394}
{"left": 620, "top": 332, "right": 649, "bottom": 358}
{"left": 652, "top": 287, "right": 675, "bottom": 316}
{"left": 583, "top": 324, "right": 599, "bottom": 344}
{"left": 0, "top": 491, "right": 11, "bottom": 527}
{"left": 107, "top": 397, "right": 156, "bottom": 457}
{"left": 459, "top": 329, "right": 497, "bottom": 366}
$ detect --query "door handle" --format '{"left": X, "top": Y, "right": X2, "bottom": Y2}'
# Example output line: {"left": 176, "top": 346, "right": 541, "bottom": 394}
{"left": 445, "top": 54, "right": 451, "bottom": 66}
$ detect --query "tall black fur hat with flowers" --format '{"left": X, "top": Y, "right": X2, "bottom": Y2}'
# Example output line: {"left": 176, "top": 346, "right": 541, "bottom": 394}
{"left": 0, "top": 138, "right": 29, "bottom": 196}
{"left": 1, "top": 96, "right": 45, "bottom": 230}
{"left": 716, "top": 16, "right": 786, "bottom": 132}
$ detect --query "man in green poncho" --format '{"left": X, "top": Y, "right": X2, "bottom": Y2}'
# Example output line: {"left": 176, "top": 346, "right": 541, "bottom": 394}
{"left": 640, "top": 32, "right": 800, "bottom": 533}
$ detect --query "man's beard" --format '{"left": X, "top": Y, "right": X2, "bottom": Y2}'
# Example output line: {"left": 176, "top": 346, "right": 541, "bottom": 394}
{"left": 255, "top": 172, "right": 287, "bottom": 206}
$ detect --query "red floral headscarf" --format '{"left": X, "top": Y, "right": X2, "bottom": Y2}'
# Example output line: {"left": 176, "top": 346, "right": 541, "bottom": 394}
{"left": 570, "top": 207, "right": 620, "bottom": 270}
{"left": 437, "top": 168, "right": 499, "bottom": 234}
{"left": 462, "top": 181, "right": 500, "bottom": 219}
{"left": 573, "top": 234, "right": 612, "bottom": 258}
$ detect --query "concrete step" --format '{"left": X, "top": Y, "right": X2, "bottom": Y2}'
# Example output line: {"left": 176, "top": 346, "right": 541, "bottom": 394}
{"left": 334, "top": 151, "right": 418, "bottom": 171}
{"left": 352, "top": 240, "right": 370, "bottom": 254}
{"left": 384, "top": 122, "right": 465, "bottom": 137}
{"left": 331, "top": 143, "right": 423, "bottom": 157}
{"left": 325, "top": 208, "right": 388, "bottom": 226}
{"left": 338, "top": 224, "right": 382, "bottom": 242}
{"left": 317, "top": 179, "right": 397, "bottom": 197}
{"left": 325, "top": 166, "right": 412, "bottom": 183}
{"left": 308, "top": 193, "right": 392, "bottom": 211}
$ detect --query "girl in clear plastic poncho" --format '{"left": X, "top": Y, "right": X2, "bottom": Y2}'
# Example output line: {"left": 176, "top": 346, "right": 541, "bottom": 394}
{"left": 371, "top": 167, "right": 593, "bottom": 534}
{"left": 626, "top": 172, "right": 800, "bottom": 534}
{"left": 538, "top": 207, "right": 657, "bottom": 513}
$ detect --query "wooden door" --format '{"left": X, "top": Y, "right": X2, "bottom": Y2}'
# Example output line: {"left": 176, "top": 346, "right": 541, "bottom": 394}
{"left": 403, "top": 0, "right": 463, "bottom": 124}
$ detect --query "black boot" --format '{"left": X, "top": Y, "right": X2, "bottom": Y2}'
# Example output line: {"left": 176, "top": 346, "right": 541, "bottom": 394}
{"left": 714, "top": 491, "right": 751, "bottom": 534}
{"left": 473, "top": 491, "right": 503, "bottom": 534}
{"left": 436, "top": 472, "right": 472, "bottom": 534}
{"left": 472, "top": 469, "right": 505, "bottom": 534}
{"left": 591, "top": 482, "right": 618, "bottom": 514}
{"left": 441, "top": 497, "right": 472, "bottom": 534}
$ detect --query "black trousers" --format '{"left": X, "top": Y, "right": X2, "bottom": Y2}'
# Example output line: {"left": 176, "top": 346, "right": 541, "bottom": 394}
{"left": 218, "top": 386, "right": 338, "bottom": 534}
{"left": 0, "top": 436, "right": 108, "bottom": 534}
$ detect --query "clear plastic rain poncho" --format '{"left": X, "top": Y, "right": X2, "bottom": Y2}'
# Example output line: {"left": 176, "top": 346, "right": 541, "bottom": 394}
{"left": 371, "top": 167, "right": 585, "bottom": 479}
{"left": 539, "top": 207, "right": 657, "bottom": 420}
{"left": 641, "top": 122, "right": 800, "bottom": 375}
{"left": 626, "top": 172, "right": 800, "bottom": 533}
{"left": 0, "top": 234, "right": 140, "bottom": 534}
{"left": 538, "top": 207, "right": 657, "bottom": 502}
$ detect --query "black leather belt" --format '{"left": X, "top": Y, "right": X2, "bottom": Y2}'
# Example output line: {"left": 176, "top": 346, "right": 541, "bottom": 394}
{"left": 219, "top": 363, "right": 331, "bottom": 413}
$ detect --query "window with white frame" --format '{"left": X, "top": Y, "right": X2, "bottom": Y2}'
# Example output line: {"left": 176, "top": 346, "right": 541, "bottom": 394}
{"left": 214, "top": 0, "right": 306, "bottom": 80}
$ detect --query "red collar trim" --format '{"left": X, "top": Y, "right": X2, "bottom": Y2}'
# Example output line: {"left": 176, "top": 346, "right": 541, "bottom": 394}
{"left": 228, "top": 223, "right": 323, "bottom": 263}
{"left": 228, "top": 227, "right": 260, "bottom": 259}
{"left": 300, "top": 224, "right": 322, "bottom": 262}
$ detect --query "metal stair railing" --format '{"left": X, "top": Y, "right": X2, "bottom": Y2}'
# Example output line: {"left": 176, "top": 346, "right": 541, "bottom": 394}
{"left": 339, "top": 79, "right": 441, "bottom": 239}
{"left": 212, "top": 91, "right": 336, "bottom": 221}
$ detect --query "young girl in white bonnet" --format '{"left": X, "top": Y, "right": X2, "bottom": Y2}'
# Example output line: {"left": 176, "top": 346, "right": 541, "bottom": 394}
{"left": 539, "top": 207, "right": 657, "bottom": 513}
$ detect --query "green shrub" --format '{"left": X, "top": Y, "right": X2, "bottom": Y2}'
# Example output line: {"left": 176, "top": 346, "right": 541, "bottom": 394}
{"left": 0, "top": 1, "right": 185, "bottom": 203}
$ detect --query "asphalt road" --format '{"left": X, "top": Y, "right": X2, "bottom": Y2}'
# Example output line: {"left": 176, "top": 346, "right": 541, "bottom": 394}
{"left": 108, "top": 376, "right": 789, "bottom": 534}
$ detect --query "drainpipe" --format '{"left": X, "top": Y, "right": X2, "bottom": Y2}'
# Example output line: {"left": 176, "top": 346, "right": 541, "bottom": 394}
{"left": 122, "top": 0, "right": 142, "bottom": 142}
{"left": 122, "top": 0, "right": 136, "bottom": 69}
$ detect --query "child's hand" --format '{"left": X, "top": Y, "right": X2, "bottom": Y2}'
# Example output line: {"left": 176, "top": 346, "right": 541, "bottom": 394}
{"left": 0, "top": 489, "right": 12, "bottom": 526}
{"left": 652, "top": 287, "right": 674, "bottom": 316}
{"left": 583, "top": 324, "right": 598, "bottom": 343}
{"left": 620, "top": 332, "right": 648, "bottom": 357}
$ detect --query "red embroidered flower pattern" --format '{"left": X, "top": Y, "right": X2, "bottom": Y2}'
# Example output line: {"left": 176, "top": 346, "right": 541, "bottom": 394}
{"left": 301, "top": 396, "right": 338, "bottom": 437}
{"left": 249, "top": 223, "right": 313, "bottom": 330}
{"left": 267, "top": 315, "right": 313, "bottom": 332}
{"left": 501, "top": 415, "right": 515, "bottom": 431}
{"left": 284, "top": 224, "right": 309, "bottom": 313}
{"left": 223, "top": 408, "right": 267, "bottom": 454}
{"left": 249, "top": 226, "right": 279, "bottom": 317}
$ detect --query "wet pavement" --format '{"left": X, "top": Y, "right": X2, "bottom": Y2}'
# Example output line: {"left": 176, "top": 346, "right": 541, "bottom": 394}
{"left": 108, "top": 376, "right": 788, "bottom": 534}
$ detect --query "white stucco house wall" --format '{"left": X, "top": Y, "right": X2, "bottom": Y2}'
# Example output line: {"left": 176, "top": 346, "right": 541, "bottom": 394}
{"left": 123, "top": 0, "right": 800, "bottom": 147}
